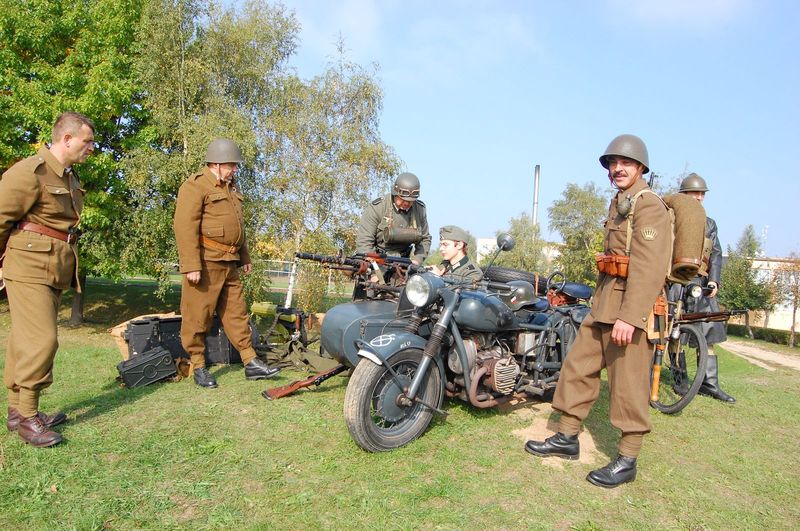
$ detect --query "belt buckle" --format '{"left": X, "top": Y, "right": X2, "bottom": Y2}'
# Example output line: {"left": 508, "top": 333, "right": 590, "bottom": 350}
{"left": 66, "top": 233, "right": 77, "bottom": 244}
{"left": 227, "top": 245, "right": 237, "bottom": 254}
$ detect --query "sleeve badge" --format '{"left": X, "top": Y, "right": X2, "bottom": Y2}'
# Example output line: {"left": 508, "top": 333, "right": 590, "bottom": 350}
{"left": 641, "top": 227, "right": 657, "bottom": 241}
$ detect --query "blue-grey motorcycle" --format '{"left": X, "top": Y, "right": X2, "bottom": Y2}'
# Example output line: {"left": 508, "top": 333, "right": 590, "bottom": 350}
{"left": 340, "top": 235, "right": 592, "bottom": 452}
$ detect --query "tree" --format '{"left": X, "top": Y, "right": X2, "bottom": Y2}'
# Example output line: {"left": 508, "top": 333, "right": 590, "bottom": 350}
{"left": 719, "top": 225, "right": 773, "bottom": 338}
{"left": 547, "top": 182, "right": 607, "bottom": 286}
{"left": 489, "top": 214, "right": 547, "bottom": 273}
{"left": 771, "top": 253, "right": 800, "bottom": 347}
{"left": 0, "top": 0, "right": 147, "bottom": 323}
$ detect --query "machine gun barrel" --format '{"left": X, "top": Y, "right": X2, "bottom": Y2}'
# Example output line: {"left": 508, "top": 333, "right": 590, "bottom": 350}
{"left": 295, "top": 252, "right": 365, "bottom": 270}
{"left": 677, "top": 309, "right": 747, "bottom": 323}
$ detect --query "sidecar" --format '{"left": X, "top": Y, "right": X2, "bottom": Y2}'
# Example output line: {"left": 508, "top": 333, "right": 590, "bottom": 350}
{"left": 320, "top": 299, "right": 414, "bottom": 367}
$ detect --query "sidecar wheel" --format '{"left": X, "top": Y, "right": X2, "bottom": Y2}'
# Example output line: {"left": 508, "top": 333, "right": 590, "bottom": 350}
{"left": 343, "top": 348, "right": 443, "bottom": 452}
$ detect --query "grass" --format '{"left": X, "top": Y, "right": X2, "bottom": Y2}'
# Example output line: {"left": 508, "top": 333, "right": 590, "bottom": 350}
{"left": 1, "top": 279, "right": 799, "bottom": 529}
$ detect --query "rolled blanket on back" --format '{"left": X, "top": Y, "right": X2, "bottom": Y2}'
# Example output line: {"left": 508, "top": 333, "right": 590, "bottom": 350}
{"left": 663, "top": 193, "right": 706, "bottom": 283}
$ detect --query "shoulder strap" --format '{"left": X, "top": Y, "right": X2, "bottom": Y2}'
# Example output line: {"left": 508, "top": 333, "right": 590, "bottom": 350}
{"left": 625, "top": 189, "right": 667, "bottom": 255}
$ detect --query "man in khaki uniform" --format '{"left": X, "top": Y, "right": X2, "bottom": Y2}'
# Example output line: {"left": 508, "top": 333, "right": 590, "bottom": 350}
{"left": 431, "top": 225, "right": 482, "bottom": 282}
{"left": 356, "top": 172, "right": 431, "bottom": 265}
{"left": 174, "top": 138, "right": 279, "bottom": 389}
{"left": 0, "top": 111, "right": 95, "bottom": 447}
{"left": 525, "top": 134, "right": 671, "bottom": 488}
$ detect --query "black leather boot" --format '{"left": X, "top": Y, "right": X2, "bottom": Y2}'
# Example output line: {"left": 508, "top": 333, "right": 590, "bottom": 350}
{"left": 587, "top": 455, "right": 637, "bottom": 488}
{"left": 698, "top": 356, "right": 735, "bottom": 403}
{"left": 194, "top": 367, "right": 218, "bottom": 389}
{"left": 671, "top": 350, "right": 689, "bottom": 396}
{"left": 524, "top": 432, "right": 579, "bottom": 460}
{"left": 244, "top": 358, "right": 280, "bottom": 380}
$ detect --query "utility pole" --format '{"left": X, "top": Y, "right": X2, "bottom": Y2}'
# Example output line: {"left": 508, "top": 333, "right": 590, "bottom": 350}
{"left": 532, "top": 164, "right": 540, "bottom": 227}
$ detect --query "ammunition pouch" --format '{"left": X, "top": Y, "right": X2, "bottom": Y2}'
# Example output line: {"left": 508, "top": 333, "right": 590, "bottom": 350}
{"left": 384, "top": 226, "right": 422, "bottom": 246}
{"left": 595, "top": 253, "right": 630, "bottom": 279}
{"left": 646, "top": 294, "right": 669, "bottom": 341}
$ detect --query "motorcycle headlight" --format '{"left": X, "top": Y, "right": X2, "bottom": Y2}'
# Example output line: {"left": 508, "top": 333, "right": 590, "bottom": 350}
{"left": 687, "top": 283, "right": 703, "bottom": 299}
{"left": 405, "top": 273, "right": 444, "bottom": 307}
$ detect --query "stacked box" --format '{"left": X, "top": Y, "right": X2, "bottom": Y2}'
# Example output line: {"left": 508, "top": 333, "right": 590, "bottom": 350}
{"left": 117, "top": 346, "right": 176, "bottom": 388}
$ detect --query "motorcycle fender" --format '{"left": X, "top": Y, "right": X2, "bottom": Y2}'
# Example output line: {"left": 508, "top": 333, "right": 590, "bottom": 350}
{"left": 355, "top": 332, "right": 428, "bottom": 366}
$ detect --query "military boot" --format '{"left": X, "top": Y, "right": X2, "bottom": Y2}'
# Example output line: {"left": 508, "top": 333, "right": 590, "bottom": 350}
{"left": 698, "top": 356, "right": 735, "bottom": 403}
{"left": 18, "top": 415, "right": 63, "bottom": 448}
{"left": 671, "top": 351, "right": 689, "bottom": 396}
{"left": 193, "top": 367, "right": 218, "bottom": 389}
{"left": 244, "top": 358, "right": 280, "bottom": 380}
{"left": 7, "top": 407, "right": 67, "bottom": 432}
{"left": 524, "top": 432, "right": 579, "bottom": 460}
{"left": 586, "top": 455, "right": 637, "bottom": 488}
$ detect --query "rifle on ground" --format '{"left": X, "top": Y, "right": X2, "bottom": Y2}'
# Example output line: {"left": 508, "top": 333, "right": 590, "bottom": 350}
{"left": 677, "top": 309, "right": 747, "bottom": 324}
{"left": 261, "top": 363, "right": 348, "bottom": 400}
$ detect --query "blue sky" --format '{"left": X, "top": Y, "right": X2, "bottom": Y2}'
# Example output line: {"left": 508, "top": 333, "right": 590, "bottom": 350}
{"left": 281, "top": 0, "right": 799, "bottom": 257}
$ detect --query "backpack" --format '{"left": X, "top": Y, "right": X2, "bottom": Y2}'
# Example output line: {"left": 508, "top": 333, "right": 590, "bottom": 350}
{"left": 625, "top": 190, "right": 710, "bottom": 284}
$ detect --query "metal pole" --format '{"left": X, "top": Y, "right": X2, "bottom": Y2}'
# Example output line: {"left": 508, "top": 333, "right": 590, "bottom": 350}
{"left": 284, "top": 258, "right": 298, "bottom": 308}
{"left": 532, "top": 164, "right": 540, "bottom": 226}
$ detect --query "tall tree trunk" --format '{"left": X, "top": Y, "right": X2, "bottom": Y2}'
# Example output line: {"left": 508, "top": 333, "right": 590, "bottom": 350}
{"left": 745, "top": 312, "right": 754, "bottom": 339}
{"left": 69, "top": 272, "right": 88, "bottom": 326}
{"left": 791, "top": 302, "right": 797, "bottom": 348}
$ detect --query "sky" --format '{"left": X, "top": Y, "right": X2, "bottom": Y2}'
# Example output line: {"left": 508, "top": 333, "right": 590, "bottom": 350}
{"left": 278, "top": 0, "right": 799, "bottom": 257}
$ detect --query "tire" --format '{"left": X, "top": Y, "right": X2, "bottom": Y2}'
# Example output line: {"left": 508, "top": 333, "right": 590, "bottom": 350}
{"left": 650, "top": 323, "right": 709, "bottom": 414}
{"left": 343, "top": 348, "right": 443, "bottom": 452}
{"left": 483, "top": 266, "right": 536, "bottom": 284}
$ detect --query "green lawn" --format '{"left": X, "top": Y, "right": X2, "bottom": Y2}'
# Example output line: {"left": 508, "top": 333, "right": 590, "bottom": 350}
{"left": 1, "top": 280, "right": 798, "bottom": 529}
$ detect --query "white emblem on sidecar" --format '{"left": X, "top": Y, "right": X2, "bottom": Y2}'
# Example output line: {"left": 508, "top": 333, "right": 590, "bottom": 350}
{"left": 370, "top": 334, "right": 395, "bottom": 347}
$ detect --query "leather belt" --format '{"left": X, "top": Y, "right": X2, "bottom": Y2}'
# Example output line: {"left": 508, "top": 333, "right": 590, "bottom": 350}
{"left": 200, "top": 235, "right": 238, "bottom": 254}
{"left": 17, "top": 221, "right": 79, "bottom": 244}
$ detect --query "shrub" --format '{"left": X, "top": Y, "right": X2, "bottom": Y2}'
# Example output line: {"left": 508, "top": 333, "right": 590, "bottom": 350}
{"left": 726, "top": 323, "right": 799, "bottom": 347}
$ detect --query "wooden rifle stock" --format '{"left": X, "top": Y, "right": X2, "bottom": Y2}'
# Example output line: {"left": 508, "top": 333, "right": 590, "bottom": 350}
{"left": 261, "top": 364, "right": 348, "bottom": 400}
{"left": 678, "top": 309, "right": 746, "bottom": 323}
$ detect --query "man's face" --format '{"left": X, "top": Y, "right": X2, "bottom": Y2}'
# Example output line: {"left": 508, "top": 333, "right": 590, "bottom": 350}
{"left": 64, "top": 125, "right": 95, "bottom": 165}
{"left": 606, "top": 156, "right": 644, "bottom": 191}
{"left": 211, "top": 162, "right": 239, "bottom": 182}
{"left": 439, "top": 239, "right": 463, "bottom": 262}
{"left": 393, "top": 195, "right": 413, "bottom": 211}
{"left": 684, "top": 191, "right": 705, "bottom": 202}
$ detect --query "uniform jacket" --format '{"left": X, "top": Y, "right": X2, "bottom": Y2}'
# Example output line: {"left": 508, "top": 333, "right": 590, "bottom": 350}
{"left": 173, "top": 166, "right": 251, "bottom": 273}
{"left": 0, "top": 147, "right": 83, "bottom": 290}
{"left": 355, "top": 194, "right": 431, "bottom": 263}
{"left": 441, "top": 255, "right": 483, "bottom": 282}
{"left": 686, "top": 216, "right": 726, "bottom": 344}
{"left": 592, "top": 178, "right": 671, "bottom": 330}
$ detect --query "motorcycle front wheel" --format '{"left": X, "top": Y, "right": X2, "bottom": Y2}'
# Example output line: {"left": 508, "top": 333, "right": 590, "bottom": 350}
{"left": 343, "top": 348, "right": 443, "bottom": 452}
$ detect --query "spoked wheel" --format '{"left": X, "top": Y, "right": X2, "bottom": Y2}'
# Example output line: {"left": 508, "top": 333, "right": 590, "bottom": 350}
{"left": 650, "top": 323, "right": 709, "bottom": 414}
{"left": 343, "top": 348, "right": 443, "bottom": 452}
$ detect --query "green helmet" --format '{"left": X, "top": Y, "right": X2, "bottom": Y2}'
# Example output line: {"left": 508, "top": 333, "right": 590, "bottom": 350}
{"left": 392, "top": 172, "right": 420, "bottom": 201}
{"left": 679, "top": 173, "right": 709, "bottom": 193}
{"left": 599, "top": 134, "right": 650, "bottom": 174}
{"left": 205, "top": 138, "right": 244, "bottom": 164}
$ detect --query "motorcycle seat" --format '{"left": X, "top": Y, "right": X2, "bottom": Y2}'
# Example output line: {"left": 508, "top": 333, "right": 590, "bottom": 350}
{"left": 559, "top": 282, "right": 592, "bottom": 301}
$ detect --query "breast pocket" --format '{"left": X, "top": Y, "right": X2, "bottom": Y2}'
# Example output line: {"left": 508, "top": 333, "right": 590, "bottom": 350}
{"left": 43, "top": 184, "right": 74, "bottom": 215}
{"left": 605, "top": 220, "right": 628, "bottom": 253}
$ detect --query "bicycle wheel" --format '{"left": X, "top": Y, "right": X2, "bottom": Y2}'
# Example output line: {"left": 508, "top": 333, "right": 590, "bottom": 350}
{"left": 650, "top": 323, "right": 709, "bottom": 414}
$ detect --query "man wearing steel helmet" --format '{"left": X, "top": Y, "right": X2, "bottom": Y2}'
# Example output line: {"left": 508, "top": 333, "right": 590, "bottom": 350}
{"left": 676, "top": 173, "right": 735, "bottom": 403}
{"left": 525, "top": 134, "right": 671, "bottom": 488}
{"left": 174, "top": 138, "right": 280, "bottom": 389}
{"left": 356, "top": 172, "right": 431, "bottom": 266}
{"left": 431, "top": 225, "right": 482, "bottom": 282}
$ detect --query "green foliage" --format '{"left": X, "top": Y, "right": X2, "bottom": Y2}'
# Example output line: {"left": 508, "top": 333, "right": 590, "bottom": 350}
{"left": 489, "top": 214, "right": 547, "bottom": 272}
{"left": 0, "top": 0, "right": 147, "bottom": 278}
{"left": 726, "top": 323, "right": 800, "bottom": 347}
{"left": 548, "top": 182, "right": 607, "bottom": 285}
{"left": 719, "top": 225, "right": 773, "bottom": 315}
{"left": 770, "top": 253, "right": 800, "bottom": 346}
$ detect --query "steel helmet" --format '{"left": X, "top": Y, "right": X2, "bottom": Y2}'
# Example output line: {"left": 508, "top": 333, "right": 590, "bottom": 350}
{"left": 500, "top": 280, "right": 537, "bottom": 311}
{"left": 205, "top": 138, "right": 244, "bottom": 164}
{"left": 599, "top": 134, "right": 650, "bottom": 174}
{"left": 392, "top": 172, "right": 421, "bottom": 201}
{"left": 679, "top": 173, "right": 709, "bottom": 193}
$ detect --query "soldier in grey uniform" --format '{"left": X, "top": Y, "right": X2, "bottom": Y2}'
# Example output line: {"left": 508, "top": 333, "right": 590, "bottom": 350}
{"left": 678, "top": 173, "right": 735, "bottom": 403}
{"left": 431, "top": 225, "right": 482, "bottom": 282}
{"left": 356, "top": 172, "right": 431, "bottom": 265}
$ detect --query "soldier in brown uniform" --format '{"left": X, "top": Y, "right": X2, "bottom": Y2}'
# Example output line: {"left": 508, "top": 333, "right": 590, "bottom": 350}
{"left": 0, "top": 112, "right": 95, "bottom": 447}
{"left": 174, "top": 139, "right": 279, "bottom": 389}
{"left": 525, "top": 134, "right": 671, "bottom": 488}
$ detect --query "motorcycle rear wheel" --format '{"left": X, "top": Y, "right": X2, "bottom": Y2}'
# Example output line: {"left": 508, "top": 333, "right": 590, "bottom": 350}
{"left": 344, "top": 348, "right": 443, "bottom": 452}
{"left": 650, "top": 323, "right": 708, "bottom": 414}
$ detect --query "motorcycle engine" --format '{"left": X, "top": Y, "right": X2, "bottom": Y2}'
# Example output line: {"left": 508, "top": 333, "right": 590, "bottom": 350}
{"left": 447, "top": 336, "right": 520, "bottom": 395}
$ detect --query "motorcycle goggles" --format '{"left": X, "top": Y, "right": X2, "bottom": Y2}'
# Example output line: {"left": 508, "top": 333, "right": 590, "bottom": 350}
{"left": 406, "top": 273, "right": 445, "bottom": 307}
{"left": 393, "top": 187, "right": 420, "bottom": 200}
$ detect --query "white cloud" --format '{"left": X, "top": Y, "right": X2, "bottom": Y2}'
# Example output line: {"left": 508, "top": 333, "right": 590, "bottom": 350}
{"left": 607, "top": 0, "right": 754, "bottom": 30}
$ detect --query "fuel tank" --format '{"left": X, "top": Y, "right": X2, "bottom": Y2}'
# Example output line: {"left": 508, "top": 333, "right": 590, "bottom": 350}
{"left": 453, "top": 291, "right": 517, "bottom": 332}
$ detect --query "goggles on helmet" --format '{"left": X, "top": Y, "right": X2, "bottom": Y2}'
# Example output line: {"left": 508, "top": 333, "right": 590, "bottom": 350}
{"left": 394, "top": 187, "right": 420, "bottom": 199}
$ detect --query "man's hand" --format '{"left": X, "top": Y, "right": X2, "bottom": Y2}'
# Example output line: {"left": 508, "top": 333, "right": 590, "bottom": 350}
{"left": 411, "top": 259, "right": 420, "bottom": 266}
{"left": 242, "top": 263, "right": 252, "bottom": 275}
{"left": 611, "top": 319, "right": 635, "bottom": 346}
{"left": 429, "top": 265, "right": 445, "bottom": 277}
{"left": 186, "top": 271, "right": 201, "bottom": 284}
